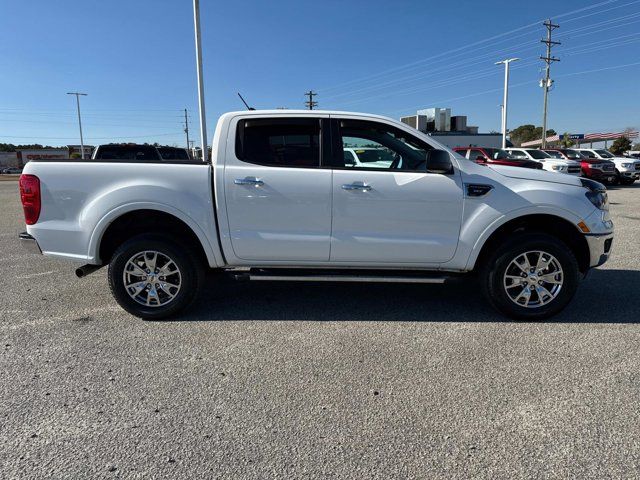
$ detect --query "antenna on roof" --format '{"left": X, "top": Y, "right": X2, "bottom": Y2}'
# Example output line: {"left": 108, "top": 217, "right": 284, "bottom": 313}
{"left": 237, "top": 92, "right": 255, "bottom": 110}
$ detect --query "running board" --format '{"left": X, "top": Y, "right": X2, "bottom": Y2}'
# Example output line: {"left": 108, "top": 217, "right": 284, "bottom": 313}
{"left": 230, "top": 268, "right": 448, "bottom": 284}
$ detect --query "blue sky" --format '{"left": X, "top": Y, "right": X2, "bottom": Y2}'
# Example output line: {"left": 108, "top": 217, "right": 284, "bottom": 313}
{"left": 0, "top": 0, "right": 639, "bottom": 147}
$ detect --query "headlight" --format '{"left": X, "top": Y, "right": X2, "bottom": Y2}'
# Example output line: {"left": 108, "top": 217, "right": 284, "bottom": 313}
{"left": 580, "top": 178, "right": 608, "bottom": 210}
{"left": 552, "top": 165, "right": 564, "bottom": 171}
{"left": 622, "top": 163, "right": 633, "bottom": 168}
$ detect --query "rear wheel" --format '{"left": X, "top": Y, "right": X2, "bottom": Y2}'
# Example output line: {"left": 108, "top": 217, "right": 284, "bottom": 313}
{"left": 108, "top": 234, "right": 204, "bottom": 319}
{"left": 480, "top": 233, "right": 580, "bottom": 320}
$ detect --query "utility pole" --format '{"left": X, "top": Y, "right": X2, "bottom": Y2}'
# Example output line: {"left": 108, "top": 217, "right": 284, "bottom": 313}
{"left": 495, "top": 58, "right": 519, "bottom": 149}
{"left": 192, "top": 0, "right": 207, "bottom": 161}
{"left": 304, "top": 90, "right": 317, "bottom": 110}
{"left": 67, "top": 92, "right": 87, "bottom": 158}
{"left": 183, "top": 108, "right": 190, "bottom": 151}
{"left": 540, "top": 19, "right": 560, "bottom": 148}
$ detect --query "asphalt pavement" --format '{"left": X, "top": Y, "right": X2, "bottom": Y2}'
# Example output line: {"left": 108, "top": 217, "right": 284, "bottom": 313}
{"left": 1, "top": 180, "right": 640, "bottom": 479}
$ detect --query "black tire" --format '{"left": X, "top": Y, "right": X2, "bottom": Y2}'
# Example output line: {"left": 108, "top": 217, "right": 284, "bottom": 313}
{"left": 108, "top": 234, "right": 204, "bottom": 320}
{"left": 479, "top": 233, "right": 580, "bottom": 320}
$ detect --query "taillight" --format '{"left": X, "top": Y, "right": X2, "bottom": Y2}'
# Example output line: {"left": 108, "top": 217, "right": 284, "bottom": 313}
{"left": 19, "top": 174, "right": 41, "bottom": 225}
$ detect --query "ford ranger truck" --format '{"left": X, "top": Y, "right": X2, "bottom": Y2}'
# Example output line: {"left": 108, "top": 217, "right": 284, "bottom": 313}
{"left": 18, "top": 110, "right": 614, "bottom": 320}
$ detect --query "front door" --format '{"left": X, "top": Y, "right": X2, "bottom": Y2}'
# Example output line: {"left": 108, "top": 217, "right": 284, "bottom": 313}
{"left": 329, "top": 118, "right": 464, "bottom": 264}
{"left": 223, "top": 116, "right": 332, "bottom": 262}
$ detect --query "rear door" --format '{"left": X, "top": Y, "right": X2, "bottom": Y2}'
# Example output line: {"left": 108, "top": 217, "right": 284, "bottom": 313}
{"left": 223, "top": 115, "right": 332, "bottom": 261}
{"left": 329, "top": 117, "right": 464, "bottom": 264}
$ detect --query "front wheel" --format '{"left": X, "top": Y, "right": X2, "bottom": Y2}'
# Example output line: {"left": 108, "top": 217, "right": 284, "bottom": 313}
{"left": 108, "top": 234, "right": 204, "bottom": 320}
{"left": 480, "top": 233, "right": 580, "bottom": 320}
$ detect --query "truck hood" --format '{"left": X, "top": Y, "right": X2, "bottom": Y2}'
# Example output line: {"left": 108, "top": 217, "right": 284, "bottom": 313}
{"left": 488, "top": 164, "right": 583, "bottom": 186}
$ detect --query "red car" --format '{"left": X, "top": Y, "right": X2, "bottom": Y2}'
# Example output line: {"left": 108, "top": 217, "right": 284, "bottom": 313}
{"left": 542, "top": 148, "right": 616, "bottom": 183}
{"left": 454, "top": 147, "right": 543, "bottom": 169}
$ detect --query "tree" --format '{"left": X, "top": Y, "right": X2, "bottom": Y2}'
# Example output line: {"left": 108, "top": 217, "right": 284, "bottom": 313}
{"left": 509, "top": 125, "right": 556, "bottom": 146}
{"left": 559, "top": 132, "right": 574, "bottom": 148}
{"left": 609, "top": 136, "right": 632, "bottom": 155}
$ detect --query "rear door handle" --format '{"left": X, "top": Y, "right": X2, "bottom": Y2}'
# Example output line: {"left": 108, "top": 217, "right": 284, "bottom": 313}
{"left": 234, "top": 176, "right": 264, "bottom": 186}
{"left": 342, "top": 182, "right": 372, "bottom": 192}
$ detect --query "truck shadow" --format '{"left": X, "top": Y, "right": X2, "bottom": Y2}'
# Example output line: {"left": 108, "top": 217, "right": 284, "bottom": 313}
{"left": 179, "top": 268, "right": 640, "bottom": 324}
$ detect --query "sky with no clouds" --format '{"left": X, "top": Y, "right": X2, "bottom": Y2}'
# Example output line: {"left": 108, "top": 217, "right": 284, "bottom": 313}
{"left": 0, "top": 0, "right": 639, "bottom": 147}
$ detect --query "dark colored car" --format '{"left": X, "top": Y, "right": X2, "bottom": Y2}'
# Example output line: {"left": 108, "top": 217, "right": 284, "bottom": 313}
{"left": 157, "top": 146, "right": 191, "bottom": 161}
{"left": 542, "top": 148, "right": 616, "bottom": 183}
{"left": 453, "top": 147, "right": 543, "bottom": 169}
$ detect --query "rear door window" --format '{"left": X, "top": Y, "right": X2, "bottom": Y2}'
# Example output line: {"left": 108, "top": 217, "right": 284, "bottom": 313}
{"left": 235, "top": 118, "right": 321, "bottom": 168}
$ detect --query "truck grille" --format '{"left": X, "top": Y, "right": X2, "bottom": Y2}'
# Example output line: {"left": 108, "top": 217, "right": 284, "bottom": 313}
{"left": 635, "top": 163, "right": 640, "bottom": 171}
{"left": 568, "top": 165, "right": 581, "bottom": 174}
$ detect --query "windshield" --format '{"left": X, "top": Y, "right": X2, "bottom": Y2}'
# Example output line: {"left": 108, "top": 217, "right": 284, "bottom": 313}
{"left": 562, "top": 149, "right": 584, "bottom": 160}
{"left": 544, "top": 150, "right": 564, "bottom": 159}
{"left": 484, "top": 148, "right": 512, "bottom": 160}
{"left": 526, "top": 149, "right": 551, "bottom": 160}
{"left": 353, "top": 148, "right": 397, "bottom": 164}
{"left": 595, "top": 149, "right": 614, "bottom": 158}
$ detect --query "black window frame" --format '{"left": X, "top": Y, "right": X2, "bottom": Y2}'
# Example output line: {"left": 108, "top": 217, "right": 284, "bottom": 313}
{"left": 234, "top": 117, "right": 324, "bottom": 169}
{"left": 327, "top": 118, "right": 435, "bottom": 172}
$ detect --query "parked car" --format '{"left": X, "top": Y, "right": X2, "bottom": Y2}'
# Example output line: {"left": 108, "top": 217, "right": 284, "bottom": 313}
{"left": 453, "top": 147, "right": 543, "bottom": 169}
{"left": 542, "top": 148, "right": 616, "bottom": 183}
{"left": 92, "top": 144, "right": 191, "bottom": 162}
{"left": 157, "top": 146, "right": 191, "bottom": 161}
{"left": 574, "top": 148, "right": 640, "bottom": 185}
{"left": 19, "top": 110, "right": 613, "bottom": 321}
{"left": 505, "top": 148, "right": 582, "bottom": 175}
{"left": 2, "top": 167, "right": 23, "bottom": 174}
{"left": 343, "top": 147, "right": 395, "bottom": 168}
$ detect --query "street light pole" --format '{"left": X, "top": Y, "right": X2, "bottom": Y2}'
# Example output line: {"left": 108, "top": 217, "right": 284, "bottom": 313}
{"left": 67, "top": 92, "right": 87, "bottom": 158}
{"left": 495, "top": 58, "right": 519, "bottom": 149}
{"left": 192, "top": 0, "right": 208, "bottom": 162}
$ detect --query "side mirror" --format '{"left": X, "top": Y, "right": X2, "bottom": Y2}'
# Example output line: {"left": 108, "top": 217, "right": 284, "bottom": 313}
{"left": 425, "top": 149, "right": 453, "bottom": 174}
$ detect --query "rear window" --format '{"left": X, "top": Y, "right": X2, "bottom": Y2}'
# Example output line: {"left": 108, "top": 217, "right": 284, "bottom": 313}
{"left": 235, "top": 118, "right": 320, "bottom": 168}
{"left": 526, "top": 149, "right": 550, "bottom": 160}
{"left": 95, "top": 145, "right": 160, "bottom": 161}
{"left": 544, "top": 150, "right": 564, "bottom": 159}
{"left": 157, "top": 147, "right": 190, "bottom": 160}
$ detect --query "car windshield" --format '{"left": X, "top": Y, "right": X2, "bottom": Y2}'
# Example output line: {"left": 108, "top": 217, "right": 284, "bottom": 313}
{"left": 157, "top": 147, "right": 190, "bottom": 160}
{"left": 544, "top": 150, "right": 564, "bottom": 159}
{"left": 562, "top": 149, "right": 584, "bottom": 160}
{"left": 526, "top": 149, "right": 551, "bottom": 160}
{"left": 595, "top": 149, "right": 614, "bottom": 158}
{"left": 483, "top": 148, "right": 511, "bottom": 160}
{"left": 353, "top": 148, "right": 396, "bottom": 164}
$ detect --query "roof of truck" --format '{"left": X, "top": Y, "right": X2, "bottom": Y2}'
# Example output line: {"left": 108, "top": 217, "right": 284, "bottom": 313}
{"left": 220, "top": 109, "right": 394, "bottom": 121}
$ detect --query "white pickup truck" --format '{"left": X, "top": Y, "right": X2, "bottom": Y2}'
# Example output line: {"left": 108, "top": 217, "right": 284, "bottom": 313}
{"left": 18, "top": 110, "right": 614, "bottom": 320}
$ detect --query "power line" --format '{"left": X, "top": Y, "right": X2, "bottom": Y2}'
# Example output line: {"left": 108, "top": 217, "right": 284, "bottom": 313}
{"left": 316, "top": 0, "right": 630, "bottom": 94}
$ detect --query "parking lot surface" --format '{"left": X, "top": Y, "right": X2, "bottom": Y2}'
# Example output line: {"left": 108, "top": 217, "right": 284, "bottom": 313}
{"left": 2, "top": 180, "right": 640, "bottom": 479}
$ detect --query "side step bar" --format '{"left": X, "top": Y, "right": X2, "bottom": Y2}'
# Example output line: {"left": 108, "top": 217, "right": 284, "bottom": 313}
{"left": 230, "top": 268, "right": 449, "bottom": 284}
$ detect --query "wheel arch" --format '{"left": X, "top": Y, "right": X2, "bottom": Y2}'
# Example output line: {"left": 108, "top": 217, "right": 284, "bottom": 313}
{"left": 90, "top": 205, "right": 220, "bottom": 267}
{"left": 469, "top": 213, "right": 591, "bottom": 274}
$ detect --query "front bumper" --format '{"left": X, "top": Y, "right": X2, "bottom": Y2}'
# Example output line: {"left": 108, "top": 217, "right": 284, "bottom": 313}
{"left": 19, "top": 232, "right": 42, "bottom": 254}
{"left": 585, "top": 170, "right": 616, "bottom": 183}
{"left": 618, "top": 169, "right": 640, "bottom": 179}
{"left": 585, "top": 232, "right": 614, "bottom": 267}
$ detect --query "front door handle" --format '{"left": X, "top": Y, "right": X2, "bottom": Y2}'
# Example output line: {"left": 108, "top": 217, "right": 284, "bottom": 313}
{"left": 342, "top": 182, "right": 372, "bottom": 192}
{"left": 234, "top": 176, "right": 264, "bottom": 187}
